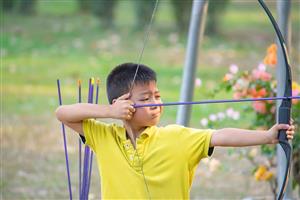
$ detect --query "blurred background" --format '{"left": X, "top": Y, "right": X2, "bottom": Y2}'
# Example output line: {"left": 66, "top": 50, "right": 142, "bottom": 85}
{"left": 1, "top": 0, "right": 300, "bottom": 199}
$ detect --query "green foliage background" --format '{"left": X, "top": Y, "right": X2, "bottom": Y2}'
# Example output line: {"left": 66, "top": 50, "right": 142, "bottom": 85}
{"left": 1, "top": 0, "right": 300, "bottom": 199}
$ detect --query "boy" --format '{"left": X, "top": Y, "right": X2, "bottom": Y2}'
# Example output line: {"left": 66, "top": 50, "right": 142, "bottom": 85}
{"left": 56, "top": 63, "right": 295, "bottom": 199}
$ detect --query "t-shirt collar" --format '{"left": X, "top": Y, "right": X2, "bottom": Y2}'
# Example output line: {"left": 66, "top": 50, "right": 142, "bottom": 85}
{"left": 118, "top": 126, "right": 154, "bottom": 140}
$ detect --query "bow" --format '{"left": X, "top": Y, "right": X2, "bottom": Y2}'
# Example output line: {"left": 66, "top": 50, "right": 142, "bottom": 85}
{"left": 258, "top": 0, "right": 292, "bottom": 199}
{"left": 133, "top": 0, "right": 293, "bottom": 199}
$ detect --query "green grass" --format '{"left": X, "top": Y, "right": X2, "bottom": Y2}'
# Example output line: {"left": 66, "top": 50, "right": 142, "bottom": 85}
{"left": 2, "top": 0, "right": 299, "bottom": 125}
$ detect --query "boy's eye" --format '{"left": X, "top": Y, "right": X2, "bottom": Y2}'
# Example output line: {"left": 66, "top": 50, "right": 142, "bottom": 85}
{"left": 140, "top": 98, "right": 149, "bottom": 101}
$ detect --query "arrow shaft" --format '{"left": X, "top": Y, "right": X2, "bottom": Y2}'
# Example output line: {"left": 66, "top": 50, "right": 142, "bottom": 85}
{"left": 134, "top": 96, "right": 300, "bottom": 108}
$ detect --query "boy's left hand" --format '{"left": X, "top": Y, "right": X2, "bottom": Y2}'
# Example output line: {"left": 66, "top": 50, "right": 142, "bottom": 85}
{"left": 268, "top": 119, "right": 296, "bottom": 144}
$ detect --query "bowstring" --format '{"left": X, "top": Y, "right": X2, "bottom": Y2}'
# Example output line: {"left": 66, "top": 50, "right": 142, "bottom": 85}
{"left": 129, "top": 1, "right": 159, "bottom": 199}
{"left": 129, "top": 0, "right": 159, "bottom": 93}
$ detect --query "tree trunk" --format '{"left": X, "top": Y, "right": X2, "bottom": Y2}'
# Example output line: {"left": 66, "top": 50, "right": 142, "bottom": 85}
{"left": 205, "top": 0, "right": 230, "bottom": 36}
{"left": 78, "top": 0, "right": 92, "bottom": 13}
{"left": 91, "top": 0, "right": 117, "bottom": 28}
{"left": 170, "top": 0, "right": 193, "bottom": 35}
{"left": 19, "top": 0, "right": 36, "bottom": 15}
{"left": 134, "top": 0, "right": 156, "bottom": 30}
{"left": 1, "top": 0, "right": 15, "bottom": 12}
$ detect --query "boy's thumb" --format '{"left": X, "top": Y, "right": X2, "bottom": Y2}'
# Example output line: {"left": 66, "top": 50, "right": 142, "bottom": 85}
{"left": 277, "top": 124, "right": 290, "bottom": 130}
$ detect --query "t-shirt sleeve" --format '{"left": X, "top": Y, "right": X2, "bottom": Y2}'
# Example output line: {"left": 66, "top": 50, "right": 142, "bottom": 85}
{"left": 82, "top": 119, "right": 112, "bottom": 153}
{"left": 181, "top": 127, "right": 214, "bottom": 169}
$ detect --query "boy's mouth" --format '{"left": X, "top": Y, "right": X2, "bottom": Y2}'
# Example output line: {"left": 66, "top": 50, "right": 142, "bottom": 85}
{"left": 151, "top": 113, "right": 160, "bottom": 119}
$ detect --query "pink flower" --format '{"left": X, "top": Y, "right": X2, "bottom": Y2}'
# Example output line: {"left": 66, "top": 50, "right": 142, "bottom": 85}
{"left": 252, "top": 69, "right": 272, "bottom": 81}
{"left": 233, "top": 92, "right": 242, "bottom": 99}
{"left": 229, "top": 64, "right": 239, "bottom": 74}
{"left": 292, "top": 87, "right": 300, "bottom": 96}
{"left": 195, "top": 78, "right": 202, "bottom": 87}
{"left": 292, "top": 90, "right": 299, "bottom": 104}
{"left": 252, "top": 101, "right": 267, "bottom": 114}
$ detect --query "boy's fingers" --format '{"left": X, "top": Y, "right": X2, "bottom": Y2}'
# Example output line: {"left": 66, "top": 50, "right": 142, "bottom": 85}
{"left": 287, "top": 134, "right": 293, "bottom": 140}
{"left": 129, "top": 106, "right": 135, "bottom": 113}
{"left": 289, "top": 125, "right": 295, "bottom": 131}
{"left": 118, "top": 93, "right": 130, "bottom": 100}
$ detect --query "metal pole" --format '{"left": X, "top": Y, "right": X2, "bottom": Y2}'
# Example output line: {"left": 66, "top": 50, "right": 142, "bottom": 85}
{"left": 176, "top": 0, "right": 208, "bottom": 126}
{"left": 276, "top": 0, "right": 293, "bottom": 199}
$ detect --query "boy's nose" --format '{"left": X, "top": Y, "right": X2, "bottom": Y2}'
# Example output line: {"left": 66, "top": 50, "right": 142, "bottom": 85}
{"left": 149, "top": 99, "right": 162, "bottom": 110}
{"left": 150, "top": 106, "right": 158, "bottom": 110}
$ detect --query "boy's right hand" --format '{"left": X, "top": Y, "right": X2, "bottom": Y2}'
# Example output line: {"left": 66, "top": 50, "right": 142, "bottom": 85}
{"left": 111, "top": 93, "right": 135, "bottom": 120}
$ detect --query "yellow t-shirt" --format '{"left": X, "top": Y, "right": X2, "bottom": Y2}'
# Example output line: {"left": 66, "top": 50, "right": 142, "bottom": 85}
{"left": 83, "top": 119, "right": 213, "bottom": 199}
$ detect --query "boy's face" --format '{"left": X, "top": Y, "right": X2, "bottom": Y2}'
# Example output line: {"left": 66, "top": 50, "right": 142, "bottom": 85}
{"left": 129, "top": 81, "right": 163, "bottom": 127}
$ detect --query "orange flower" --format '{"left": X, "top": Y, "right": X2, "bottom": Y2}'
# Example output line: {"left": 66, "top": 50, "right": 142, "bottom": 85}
{"left": 292, "top": 82, "right": 300, "bottom": 104}
{"left": 292, "top": 81, "right": 300, "bottom": 93}
{"left": 248, "top": 88, "right": 267, "bottom": 98}
{"left": 263, "top": 44, "right": 277, "bottom": 66}
{"left": 254, "top": 165, "right": 267, "bottom": 181}
{"left": 254, "top": 165, "right": 273, "bottom": 181}
{"left": 223, "top": 73, "right": 233, "bottom": 82}
{"left": 257, "top": 88, "right": 267, "bottom": 97}
{"left": 248, "top": 88, "right": 257, "bottom": 97}
{"left": 261, "top": 171, "right": 274, "bottom": 181}
{"left": 267, "top": 44, "right": 277, "bottom": 54}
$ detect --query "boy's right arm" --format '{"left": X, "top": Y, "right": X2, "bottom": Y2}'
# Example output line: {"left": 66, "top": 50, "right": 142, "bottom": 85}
{"left": 55, "top": 93, "right": 135, "bottom": 136}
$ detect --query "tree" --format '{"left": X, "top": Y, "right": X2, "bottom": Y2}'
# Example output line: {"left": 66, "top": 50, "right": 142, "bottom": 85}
{"left": 91, "top": 0, "right": 117, "bottom": 28}
{"left": 206, "top": 0, "right": 231, "bottom": 35}
{"left": 0, "top": 0, "right": 15, "bottom": 12}
{"left": 78, "top": 0, "right": 92, "bottom": 13}
{"left": 170, "top": 0, "right": 193, "bottom": 35}
{"left": 170, "top": 0, "right": 230, "bottom": 36}
{"left": 134, "top": 0, "right": 156, "bottom": 30}
{"left": 19, "top": 0, "right": 37, "bottom": 15}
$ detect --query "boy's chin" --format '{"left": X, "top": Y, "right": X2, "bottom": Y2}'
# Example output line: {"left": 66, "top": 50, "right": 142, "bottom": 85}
{"left": 146, "top": 118, "right": 160, "bottom": 126}
{"left": 131, "top": 116, "right": 160, "bottom": 126}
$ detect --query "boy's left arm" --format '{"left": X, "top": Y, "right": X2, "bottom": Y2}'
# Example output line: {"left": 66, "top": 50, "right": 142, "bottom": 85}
{"left": 210, "top": 123, "right": 295, "bottom": 147}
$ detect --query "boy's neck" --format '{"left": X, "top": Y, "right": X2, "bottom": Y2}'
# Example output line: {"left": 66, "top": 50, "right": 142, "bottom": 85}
{"left": 123, "top": 122, "right": 146, "bottom": 148}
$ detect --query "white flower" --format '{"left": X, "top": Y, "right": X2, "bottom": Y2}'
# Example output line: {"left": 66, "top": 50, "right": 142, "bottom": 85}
{"left": 226, "top": 108, "right": 235, "bottom": 117}
{"left": 232, "top": 111, "right": 240, "bottom": 120}
{"left": 200, "top": 118, "right": 208, "bottom": 127}
{"left": 209, "top": 114, "right": 217, "bottom": 122}
{"left": 249, "top": 148, "right": 258, "bottom": 158}
{"left": 258, "top": 63, "right": 266, "bottom": 71}
{"left": 202, "top": 158, "right": 209, "bottom": 165}
{"left": 229, "top": 64, "right": 239, "bottom": 74}
{"left": 236, "top": 78, "right": 249, "bottom": 88}
{"left": 217, "top": 112, "right": 225, "bottom": 120}
{"left": 209, "top": 158, "right": 221, "bottom": 172}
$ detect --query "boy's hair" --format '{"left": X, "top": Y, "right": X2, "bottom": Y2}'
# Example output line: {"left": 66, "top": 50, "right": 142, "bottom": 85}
{"left": 106, "top": 63, "right": 157, "bottom": 104}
